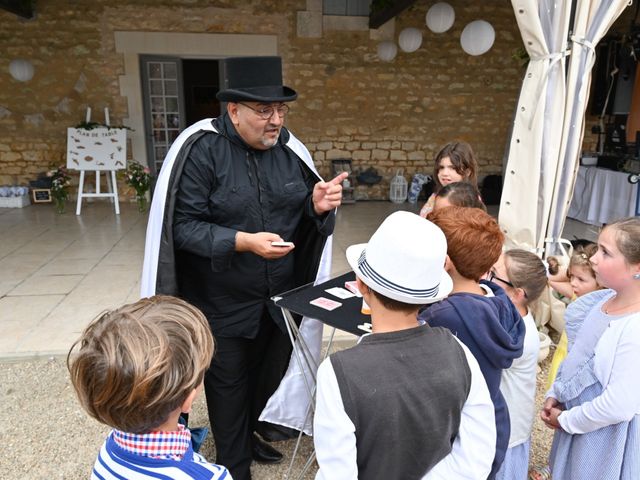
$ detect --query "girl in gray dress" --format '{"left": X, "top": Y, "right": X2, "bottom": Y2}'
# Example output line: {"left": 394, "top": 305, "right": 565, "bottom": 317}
{"left": 542, "top": 217, "right": 640, "bottom": 479}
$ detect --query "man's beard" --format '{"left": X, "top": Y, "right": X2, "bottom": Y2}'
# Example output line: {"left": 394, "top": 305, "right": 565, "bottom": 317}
{"left": 260, "top": 128, "right": 280, "bottom": 148}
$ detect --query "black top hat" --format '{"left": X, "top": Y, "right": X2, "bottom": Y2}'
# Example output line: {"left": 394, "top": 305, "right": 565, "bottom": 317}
{"left": 216, "top": 56, "right": 297, "bottom": 103}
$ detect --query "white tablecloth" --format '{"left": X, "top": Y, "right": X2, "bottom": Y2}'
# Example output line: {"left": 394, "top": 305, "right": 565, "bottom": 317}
{"left": 568, "top": 166, "right": 639, "bottom": 226}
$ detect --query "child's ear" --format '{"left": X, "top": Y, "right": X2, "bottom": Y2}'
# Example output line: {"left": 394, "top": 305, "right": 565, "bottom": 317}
{"left": 180, "top": 388, "right": 199, "bottom": 414}
{"left": 356, "top": 277, "right": 370, "bottom": 297}
{"left": 444, "top": 255, "right": 454, "bottom": 273}
{"left": 514, "top": 287, "right": 527, "bottom": 305}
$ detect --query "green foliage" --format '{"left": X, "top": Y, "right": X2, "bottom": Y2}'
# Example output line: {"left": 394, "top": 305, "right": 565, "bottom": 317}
{"left": 74, "top": 121, "right": 133, "bottom": 131}
{"left": 512, "top": 47, "right": 530, "bottom": 68}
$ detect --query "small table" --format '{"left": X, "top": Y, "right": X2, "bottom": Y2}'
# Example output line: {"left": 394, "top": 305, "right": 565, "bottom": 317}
{"left": 272, "top": 271, "right": 369, "bottom": 479}
{"left": 568, "top": 166, "right": 639, "bottom": 226}
{"left": 274, "top": 271, "right": 369, "bottom": 336}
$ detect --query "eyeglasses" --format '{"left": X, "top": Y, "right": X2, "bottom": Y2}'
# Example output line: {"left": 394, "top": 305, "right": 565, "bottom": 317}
{"left": 488, "top": 271, "right": 528, "bottom": 298}
{"left": 238, "top": 102, "right": 289, "bottom": 120}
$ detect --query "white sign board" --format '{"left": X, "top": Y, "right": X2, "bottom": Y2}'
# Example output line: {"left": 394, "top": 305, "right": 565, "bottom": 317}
{"left": 66, "top": 127, "right": 127, "bottom": 171}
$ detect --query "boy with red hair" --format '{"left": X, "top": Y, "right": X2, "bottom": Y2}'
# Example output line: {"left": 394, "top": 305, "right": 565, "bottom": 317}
{"left": 420, "top": 206, "right": 525, "bottom": 479}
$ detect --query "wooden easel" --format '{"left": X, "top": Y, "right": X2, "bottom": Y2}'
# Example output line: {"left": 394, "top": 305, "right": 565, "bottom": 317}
{"left": 68, "top": 107, "right": 124, "bottom": 215}
{"left": 75, "top": 169, "right": 120, "bottom": 215}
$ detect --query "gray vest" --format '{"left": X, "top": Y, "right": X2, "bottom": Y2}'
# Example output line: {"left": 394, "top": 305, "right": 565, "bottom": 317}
{"left": 331, "top": 325, "right": 471, "bottom": 480}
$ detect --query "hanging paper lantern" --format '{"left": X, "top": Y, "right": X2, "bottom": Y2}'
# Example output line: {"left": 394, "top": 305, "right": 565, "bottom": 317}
{"left": 460, "top": 20, "right": 495, "bottom": 56}
{"left": 425, "top": 2, "right": 455, "bottom": 33}
{"left": 398, "top": 28, "right": 423, "bottom": 53}
{"left": 377, "top": 41, "right": 398, "bottom": 62}
{"left": 9, "top": 59, "right": 34, "bottom": 82}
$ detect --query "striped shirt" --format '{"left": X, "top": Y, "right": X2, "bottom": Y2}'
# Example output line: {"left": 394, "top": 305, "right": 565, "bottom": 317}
{"left": 92, "top": 429, "right": 231, "bottom": 480}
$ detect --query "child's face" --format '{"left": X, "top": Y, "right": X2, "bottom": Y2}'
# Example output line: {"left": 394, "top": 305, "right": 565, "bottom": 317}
{"left": 569, "top": 265, "right": 598, "bottom": 298}
{"left": 590, "top": 227, "right": 634, "bottom": 291}
{"left": 437, "top": 157, "right": 464, "bottom": 186}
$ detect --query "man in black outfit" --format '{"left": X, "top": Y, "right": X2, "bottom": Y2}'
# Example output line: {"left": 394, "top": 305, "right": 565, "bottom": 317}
{"left": 143, "top": 56, "right": 346, "bottom": 480}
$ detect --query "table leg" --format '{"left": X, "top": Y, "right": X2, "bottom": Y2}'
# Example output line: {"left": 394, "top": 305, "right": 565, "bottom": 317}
{"left": 280, "top": 307, "right": 341, "bottom": 480}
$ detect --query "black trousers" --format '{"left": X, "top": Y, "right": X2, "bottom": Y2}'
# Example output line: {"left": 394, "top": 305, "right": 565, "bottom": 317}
{"left": 204, "top": 313, "right": 293, "bottom": 480}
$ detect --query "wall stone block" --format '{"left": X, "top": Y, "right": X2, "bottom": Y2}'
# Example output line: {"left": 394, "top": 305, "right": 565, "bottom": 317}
{"left": 390, "top": 150, "right": 407, "bottom": 160}
{"left": 408, "top": 151, "right": 426, "bottom": 161}
{"left": 1, "top": 152, "right": 22, "bottom": 162}
{"left": 371, "top": 149, "right": 389, "bottom": 160}
{"left": 326, "top": 149, "right": 350, "bottom": 160}
{"left": 352, "top": 150, "right": 371, "bottom": 161}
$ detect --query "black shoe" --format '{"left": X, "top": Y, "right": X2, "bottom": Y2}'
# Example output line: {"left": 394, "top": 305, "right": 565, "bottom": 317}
{"left": 252, "top": 433, "right": 283, "bottom": 464}
{"left": 256, "top": 422, "right": 300, "bottom": 442}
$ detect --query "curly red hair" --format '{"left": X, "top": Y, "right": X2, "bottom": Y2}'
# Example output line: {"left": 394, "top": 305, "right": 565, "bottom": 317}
{"left": 427, "top": 206, "right": 504, "bottom": 281}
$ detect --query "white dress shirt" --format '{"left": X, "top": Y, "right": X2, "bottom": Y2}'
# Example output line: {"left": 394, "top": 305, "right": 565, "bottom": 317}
{"left": 314, "top": 336, "right": 496, "bottom": 479}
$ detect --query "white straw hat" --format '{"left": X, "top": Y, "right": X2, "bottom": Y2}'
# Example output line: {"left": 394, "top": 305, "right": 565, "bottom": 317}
{"left": 346, "top": 211, "right": 452, "bottom": 304}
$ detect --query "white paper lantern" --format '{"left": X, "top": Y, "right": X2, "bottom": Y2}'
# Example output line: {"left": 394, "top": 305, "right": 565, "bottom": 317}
{"left": 398, "top": 28, "right": 423, "bottom": 53}
{"left": 426, "top": 2, "right": 455, "bottom": 33}
{"left": 460, "top": 20, "right": 495, "bottom": 56}
{"left": 9, "top": 59, "right": 34, "bottom": 82}
{"left": 377, "top": 41, "right": 398, "bottom": 62}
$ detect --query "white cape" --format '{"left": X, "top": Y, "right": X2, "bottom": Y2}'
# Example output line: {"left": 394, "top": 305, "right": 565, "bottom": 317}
{"left": 140, "top": 118, "right": 330, "bottom": 435}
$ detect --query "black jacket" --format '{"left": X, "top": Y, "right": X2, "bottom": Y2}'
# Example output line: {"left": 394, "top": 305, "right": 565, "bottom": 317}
{"left": 156, "top": 115, "right": 334, "bottom": 338}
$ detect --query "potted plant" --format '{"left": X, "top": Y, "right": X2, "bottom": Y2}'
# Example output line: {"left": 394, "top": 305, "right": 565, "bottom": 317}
{"left": 47, "top": 165, "right": 72, "bottom": 213}
{"left": 123, "top": 161, "right": 152, "bottom": 212}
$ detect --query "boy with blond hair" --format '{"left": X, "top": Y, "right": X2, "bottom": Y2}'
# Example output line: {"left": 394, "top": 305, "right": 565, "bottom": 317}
{"left": 68, "top": 295, "right": 231, "bottom": 479}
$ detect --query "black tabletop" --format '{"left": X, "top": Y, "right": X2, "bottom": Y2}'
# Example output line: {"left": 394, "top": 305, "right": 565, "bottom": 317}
{"left": 272, "top": 271, "right": 370, "bottom": 336}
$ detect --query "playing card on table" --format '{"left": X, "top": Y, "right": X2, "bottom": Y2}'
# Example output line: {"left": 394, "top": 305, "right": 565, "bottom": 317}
{"left": 344, "top": 281, "right": 363, "bottom": 297}
{"left": 358, "top": 323, "right": 372, "bottom": 333}
{"left": 310, "top": 296, "right": 342, "bottom": 311}
{"left": 325, "top": 286, "right": 355, "bottom": 299}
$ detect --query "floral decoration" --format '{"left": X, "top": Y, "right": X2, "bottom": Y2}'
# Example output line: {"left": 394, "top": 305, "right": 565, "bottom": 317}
{"left": 47, "top": 165, "right": 72, "bottom": 212}
{"left": 122, "top": 161, "right": 152, "bottom": 212}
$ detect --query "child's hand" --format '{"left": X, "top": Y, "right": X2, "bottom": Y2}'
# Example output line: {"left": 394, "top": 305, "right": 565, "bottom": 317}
{"left": 547, "top": 406, "right": 564, "bottom": 429}
{"left": 541, "top": 397, "right": 564, "bottom": 430}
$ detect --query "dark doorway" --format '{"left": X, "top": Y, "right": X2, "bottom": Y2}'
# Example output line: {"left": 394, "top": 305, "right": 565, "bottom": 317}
{"left": 183, "top": 59, "right": 221, "bottom": 125}
{"left": 141, "top": 56, "right": 223, "bottom": 178}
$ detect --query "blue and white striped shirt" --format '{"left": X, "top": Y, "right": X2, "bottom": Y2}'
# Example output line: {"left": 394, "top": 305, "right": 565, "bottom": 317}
{"left": 92, "top": 432, "right": 231, "bottom": 480}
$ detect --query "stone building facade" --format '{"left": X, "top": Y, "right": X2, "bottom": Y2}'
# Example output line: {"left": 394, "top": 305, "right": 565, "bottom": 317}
{"left": 0, "top": 0, "right": 549, "bottom": 200}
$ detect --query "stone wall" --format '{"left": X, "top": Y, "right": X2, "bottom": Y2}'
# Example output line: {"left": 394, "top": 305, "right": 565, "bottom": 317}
{"left": 1, "top": 0, "right": 533, "bottom": 200}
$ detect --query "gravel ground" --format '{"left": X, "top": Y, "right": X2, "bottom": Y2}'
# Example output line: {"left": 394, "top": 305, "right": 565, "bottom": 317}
{"left": 0, "top": 348, "right": 557, "bottom": 479}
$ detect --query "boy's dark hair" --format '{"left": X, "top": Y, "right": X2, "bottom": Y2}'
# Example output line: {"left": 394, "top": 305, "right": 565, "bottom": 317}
{"left": 437, "top": 181, "right": 486, "bottom": 211}
{"left": 369, "top": 288, "right": 421, "bottom": 313}
{"left": 67, "top": 295, "right": 214, "bottom": 434}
